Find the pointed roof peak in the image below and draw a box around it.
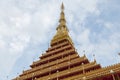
[61,2,64,11]
[57,2,67,30]
[51,3,73,46]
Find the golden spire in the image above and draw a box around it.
[61,2,64,11]
[51,3,73,46]
[56,3,68,31]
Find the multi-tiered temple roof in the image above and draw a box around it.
[13,3,120,80]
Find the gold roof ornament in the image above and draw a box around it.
[51,3,73,46]
[61,2,64,11]
[57,2,68,31]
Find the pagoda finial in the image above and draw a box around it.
[51,3,73,46]
[59,2,66,24]
[56,2,68,31]
[61,2,64,11]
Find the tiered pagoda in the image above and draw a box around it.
[13,3,120,80]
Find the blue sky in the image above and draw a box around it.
[0,0,120,80]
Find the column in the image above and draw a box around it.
[110,70,115,80]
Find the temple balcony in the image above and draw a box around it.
[31,48,75,68]
[37,62,99,80]
[65,63,120,80]
[40,43,72,59]
[51,35,73,47]
[17,56,92,80]
[46,40,69,53]
[22,53,79,75]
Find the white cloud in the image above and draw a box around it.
[76,29,90,44]
[9,34,30,53]
[66,0,100,22]
[104,22,113,29]
[0,38,6,49]
[10,13,31,28]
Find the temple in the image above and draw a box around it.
[13,3,120,80]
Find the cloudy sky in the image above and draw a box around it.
[0,0,120,80]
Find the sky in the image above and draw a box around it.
[0,0,120,80]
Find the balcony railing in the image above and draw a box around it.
[42,44,72,58]
[66,63,120,80]
[51,35,73,46]
[31,48,75,67]
[23,53,79,75]
[38,62,97,80]
[18,55,88,80]
[47,41,69,53]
